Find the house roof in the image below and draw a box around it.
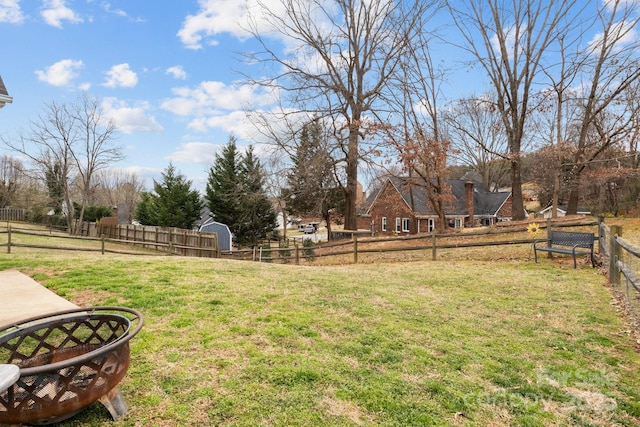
[0,75,13,107]
[362,175,511,218]
[538,205,591,215]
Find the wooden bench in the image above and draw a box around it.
[533,230,595,268]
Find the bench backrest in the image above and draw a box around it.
[549,230,594,248]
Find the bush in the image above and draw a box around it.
[302,238,315,261]
[279,240,291,263]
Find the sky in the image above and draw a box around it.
[0,1,620,194]
[0,0,288,191]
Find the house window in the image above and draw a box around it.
[455,218,463,229]
[428,218,435,233]
[395,218,401,233]
[402,218,410,232]
[382,217,387,231]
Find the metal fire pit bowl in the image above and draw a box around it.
[0,307,143,425]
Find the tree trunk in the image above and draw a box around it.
[510,160,526,220]
[343,125,359,231]
[552,171,560,219]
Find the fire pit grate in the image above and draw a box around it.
[0,307,143,425]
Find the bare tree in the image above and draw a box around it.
[561,0,640,214]
[3,93,122,233]
[383,30,453,233]
[447,0,579,220]
[94,168,144,224]
[0,155,23,208]
[445,96,511,192]
[244,0,437,230]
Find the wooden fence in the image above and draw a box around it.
[98,224,220,257]
[1,224,220,258]
[599,220,640,324]
[0,208,25,222]
[227,218,599,264]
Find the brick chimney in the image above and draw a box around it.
[464,180,474,227]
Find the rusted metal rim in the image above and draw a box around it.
[0,306,144,376]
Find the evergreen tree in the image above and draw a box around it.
[206,136,241,228]
[284,119,344,238]
[134,192,155,225]
[206,136,277,248]
[134,163,203,229]
[236,146,278,247]
[45,161,65,215]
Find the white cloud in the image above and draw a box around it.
[161,80,277,117]
[35,59,83,86]
[41,0,83,28]
[103,63,138,88]
[102,97,164,134]
[101,1,126,17]
[177,0,289,49]
[604,0,640,13]
[0,0,24,24]
[588,19,638,53]
[168,142,220,164]
[166,65,187,80]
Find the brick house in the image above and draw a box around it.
[357,175,514,235]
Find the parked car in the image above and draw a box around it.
[303,224,317,234]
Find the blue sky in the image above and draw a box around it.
[0,0,284,191]
[0,1,621,194]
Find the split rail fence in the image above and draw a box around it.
[0,224,220,258]
[599,221,640,325]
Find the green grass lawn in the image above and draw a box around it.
[1,245,639,426]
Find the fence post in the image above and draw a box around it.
[7,225,11,254]
[431,230,436,261]
[609,225,622,286]
[353,234,358,264]
[295,241,300,265]
[101,234,105,255]
[545,217,553,258]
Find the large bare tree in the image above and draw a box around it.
[384,30,453,233]
[3,93,122,233]
[93,168,145,224]
[244,0,437,230]
[447,0,579,220]
[561,0,640,214]
[445,96,511,192]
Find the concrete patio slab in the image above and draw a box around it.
[0,270,77,327]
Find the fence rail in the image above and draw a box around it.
[0,225,220,258]
[598,220,640,329]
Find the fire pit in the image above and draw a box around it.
[0,306,143,425]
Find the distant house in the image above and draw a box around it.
[538,205,591,218]
[0,75,13,108]
[199,219,233,252]
[357,175,514,235]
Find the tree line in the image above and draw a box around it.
[3,0,640,243]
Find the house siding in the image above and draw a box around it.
[358,177,518,235]
[357,181,417,236]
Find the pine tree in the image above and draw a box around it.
[205,136,277,248]
[134,163,203,229]
[284,120,344,238]
[206,136,241,228]
[235,146,278,247]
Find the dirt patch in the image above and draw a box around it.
[70,289,124,307]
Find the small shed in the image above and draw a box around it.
[538,205,591,218]
[199,220,233,252]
